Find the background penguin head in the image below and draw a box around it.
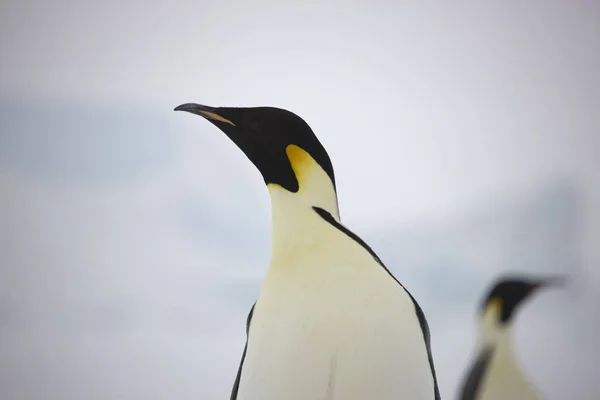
[175,103,336,195]
[479,276,565,326]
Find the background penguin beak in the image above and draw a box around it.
[174,103,236,126]
[534,276,567,290]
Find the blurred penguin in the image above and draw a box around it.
[458,276,564,400]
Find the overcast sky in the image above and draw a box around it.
[1,1,599,399]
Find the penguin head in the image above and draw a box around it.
[175,103,338,216]
[480,275,565,326]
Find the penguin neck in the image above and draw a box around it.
[477,319,531,385]
[267,158,340,261]
[478,311,515,357]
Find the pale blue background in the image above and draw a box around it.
[1,1,599,399]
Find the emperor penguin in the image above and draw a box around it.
[175,103,440,400]
[458,276,564,400]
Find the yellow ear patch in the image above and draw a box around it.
[198,110,236,126]
[484,298,503,320]
[286,144,312,186]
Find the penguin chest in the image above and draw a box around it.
[235,259,435,400]
[478,348,539,400]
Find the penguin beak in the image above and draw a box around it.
[174,103,236,126]
[174,102,266,179]
[532,276,567,292]
[520,276,567,307]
